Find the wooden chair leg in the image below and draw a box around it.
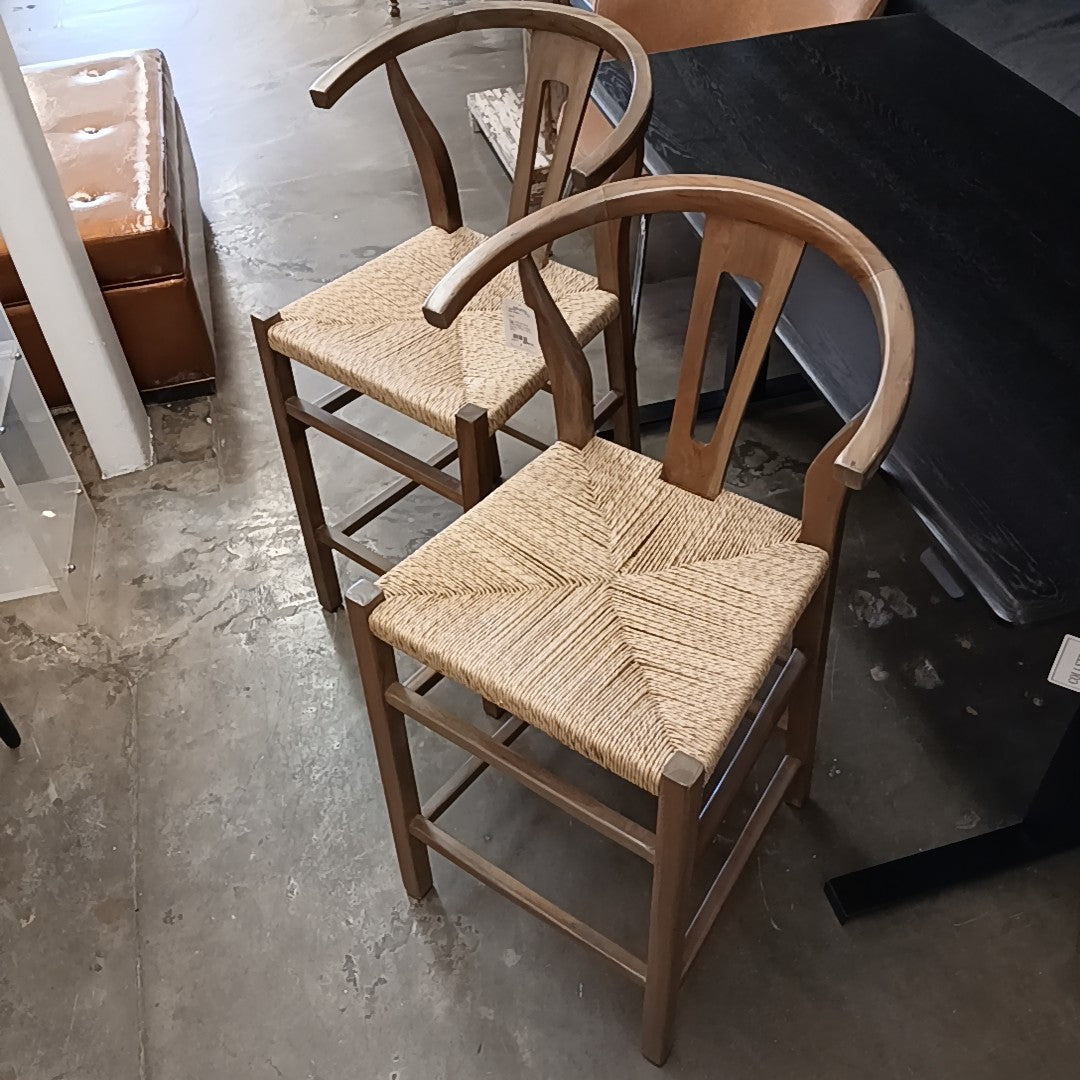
[347,581,433,900]
[785,576,836,807]
[642,752,704,1066]
[455,404,500,510]
[455,404,505,718]
[253,314,342,613]
[602,317,641,452]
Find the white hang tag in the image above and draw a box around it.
[501,297,542,356]
[1047,634,1080,693]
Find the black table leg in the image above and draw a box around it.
[0,701,20,749]
[638,286,811,428]
[825,704,1080,923]
[630,212,650,337]
[722,284,759,392]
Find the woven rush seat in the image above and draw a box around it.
[370,436,829,793]
[267,226,618,438]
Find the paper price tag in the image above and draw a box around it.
[1048,634,1080,693]
[501,297,541,356]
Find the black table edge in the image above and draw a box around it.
[589,29,1049,627]
[587,17,1080,920]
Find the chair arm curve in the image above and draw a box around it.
[424,175,915,480]
[834,269,915,489]
[424,188,610,327]
[310,0,650,119]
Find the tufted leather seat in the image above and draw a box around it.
[1,50,215,407]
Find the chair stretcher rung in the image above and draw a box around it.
[387,683,656,863]
[500,422,549,452]
[501,392,623,452]
[402,665,444,695]
[286,396,464,504]
[318,525,395,574]
[313,386,363,413]
[697,648,806,854]
[422,714,530,822]
[410,816,647,986]
[592,390,623,426]
[335,442,460,536]
[683,754,801,979]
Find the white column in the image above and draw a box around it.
[0,18,152,477]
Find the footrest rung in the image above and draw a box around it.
[422,713,529,822]
[313,386,363,413]
[410,816,647,986]
[318,525,396,575]
[335,442,459,537]
[389,682,656,863]
[287,397,464,505]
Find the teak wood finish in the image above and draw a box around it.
[349,174,914,1064]
[255,2,652,612]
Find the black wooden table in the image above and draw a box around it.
[595,14,1080,917]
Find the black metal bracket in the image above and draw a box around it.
[825,704,1080,922]
[920,545,966,600]
[0,701,21,749]
[639,287,813,429]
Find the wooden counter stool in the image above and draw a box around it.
[347,175,914,1063]
[254,2,651,613]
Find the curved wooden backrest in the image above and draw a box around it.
[309,2,652,231]
[424,175,914,548]
[592,0,883,55]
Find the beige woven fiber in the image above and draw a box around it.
[267,226,618,437]
[370,437,829,793]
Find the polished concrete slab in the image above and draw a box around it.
[1,1,1079,1078]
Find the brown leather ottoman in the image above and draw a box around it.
[0,49,215,408]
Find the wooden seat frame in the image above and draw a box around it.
[347,176,914,1063]
[253,2,652,613]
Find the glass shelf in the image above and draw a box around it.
[0,312,96,620]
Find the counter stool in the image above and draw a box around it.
[254,1,651,613]
[347,175,914,1063]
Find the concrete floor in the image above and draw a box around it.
[2,1,1079,1077]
